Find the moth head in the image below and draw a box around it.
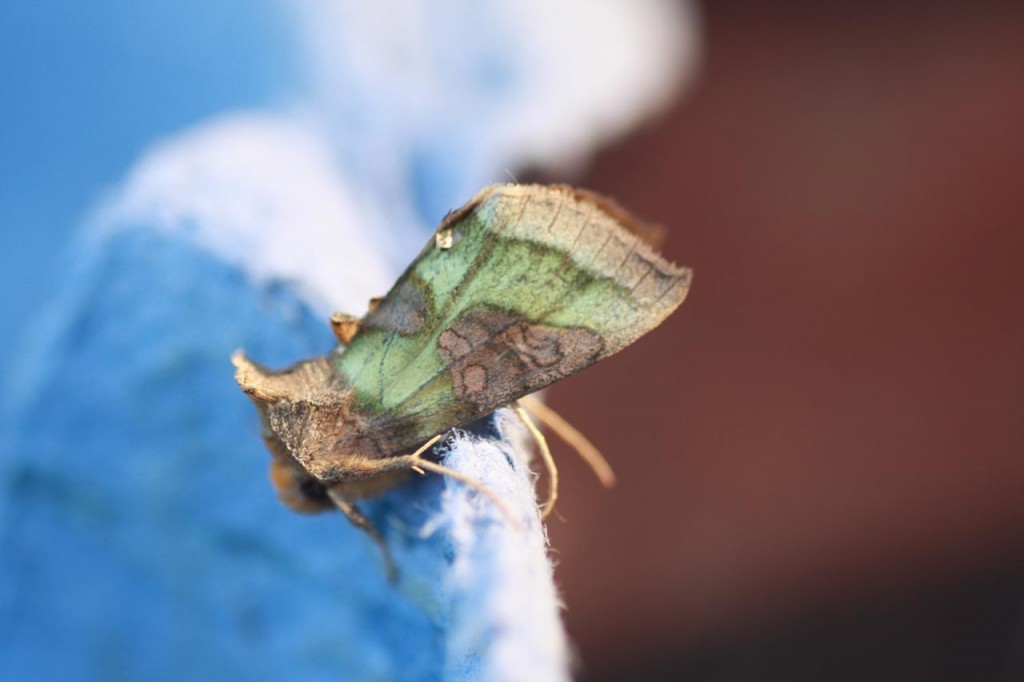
[232,350,378,487]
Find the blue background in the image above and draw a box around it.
[0,1,298,362]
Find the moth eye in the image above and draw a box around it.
[298,477,331,505]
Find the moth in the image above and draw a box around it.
[233,184,691,566]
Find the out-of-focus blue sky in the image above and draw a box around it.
[0,2,299,360]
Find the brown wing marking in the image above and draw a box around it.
[437,307,604,411]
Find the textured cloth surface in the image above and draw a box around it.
[1,227,560,681]
[0,2,695,680]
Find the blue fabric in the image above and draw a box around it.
[0,226,558,681]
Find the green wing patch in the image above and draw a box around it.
[234,183,691,485]
[333,184,691,456]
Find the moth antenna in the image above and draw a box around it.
[513,403,559,520]
[405,435,522,530]
[518,394,617,488]
[326,486,397,583]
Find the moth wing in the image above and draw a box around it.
[335,184,692,455]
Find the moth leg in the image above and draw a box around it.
[329,312,361,345]
[326,485,397,583]
[512,403,559,520]
[405,435,522,529]
[518,394,617,488]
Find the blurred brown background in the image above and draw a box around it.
[543,3,1024,680]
